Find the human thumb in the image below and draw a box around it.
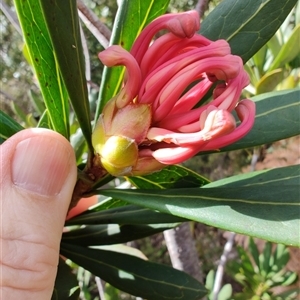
[0,128,77,300]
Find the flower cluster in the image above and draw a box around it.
[92,10,255,176]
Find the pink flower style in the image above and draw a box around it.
[92,10,255,176]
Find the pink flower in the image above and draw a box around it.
[93,10,255,176]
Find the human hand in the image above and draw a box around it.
[1,129,77,299]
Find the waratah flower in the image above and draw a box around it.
[92,10,255,176]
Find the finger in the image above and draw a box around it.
[0,128,77,300]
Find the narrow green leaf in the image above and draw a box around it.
[65,204,186,226]
[10,102,28,125]
[267,32,282,58]
[256,69,284,94]
[200,0,298,63]
[61,243,207,300]
[0,110,24,142]
[51,258,80,300]
[269,24,300,71]
[39,0,92,149]
[273,244,290,271]
[252,44,268,76]
[28,89,46,116]
[95,0,170,121]
[128,165,210,189]
[215,89,300,153]
[236,247,255,275]
[14,0,70,138]
[260,242,272,275]
[249,238,260,268]
[37,110,51,129]
[205,164,299,187]
[101,165,300,246]
[62,223,178,246]
[104,283,120,300]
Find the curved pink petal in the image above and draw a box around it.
[131,10,200,64]
[169,76,213,115]
[98,45,141,108]
[152,55,242,122]
[156,65,249,130]
[147,109,236,146]
[151,145,201,165]
[201,99,256,150]
[139,39,231,105]
[141,33,213,76]
[166,11,200,38]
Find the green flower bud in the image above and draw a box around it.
[99,135,138,176]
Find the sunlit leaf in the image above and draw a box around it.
[39,0,92,149]
[269,24,300,71]
[37,110,51,129]
[14,0,70,138]
[256,69,284,94]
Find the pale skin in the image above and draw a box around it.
[0,129,77,299]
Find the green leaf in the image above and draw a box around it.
[37,110,51,129]
[128,165,210,189]
[273,244,290,271]
[252,44,268,76]
[0,110,24,142]
[237,247,255,276]
[269,24,300,71]
[10,102,29,126]
[95,0,170,121]
[205,270,215,290]
[104,283,120,300]
[256,69,284,94]
[14,0,70,138]
[65,204,186,226]
[267,32,282,58]
[51,258,80,300]
[39,0,92,150]
[249,238,260,268]
[61,243,207,300]
[28,89,46,116]
[200,0,298,63]
[62,223,178,246]
[217,283,232,300]
[100,165,300,246]
[260,242,272,275]
[216,89,300,153]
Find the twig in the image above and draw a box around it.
[164,223,203,282]
[195,0,210,18]
[95,276,106,300]
[77,0,111,49]
[79,22,91,83]
[212,232,236,300]
[0,0,22,35]
[250,148,259,172]
[0,90,16,102]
